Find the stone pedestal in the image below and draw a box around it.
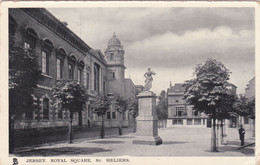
[133,91,162,145]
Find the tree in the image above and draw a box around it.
[89,94,110,138]
[128,99,138,133]
[114,96,128,135]
[215,92,236,144]
[184,58,231,152]
[9,34,42,153]
[234,96,255,136]
[156,90,168,128]
[52,80,88,143]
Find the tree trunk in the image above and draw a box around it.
[100,115,105,138]
[133,117,136,133]
[78,110,82,126]
[119,112,123,135]
[211,116,218,152]
[69,112,73,144]
[9,115,15,153]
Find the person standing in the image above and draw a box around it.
[238,125,245,146]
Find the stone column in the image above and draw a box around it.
[133,91,162,145]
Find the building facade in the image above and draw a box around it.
[167,83,209,128]
[9,8,135,129]
[242,77,255,130]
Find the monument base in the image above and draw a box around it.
[133,90,163,146]
[132,135,162,145]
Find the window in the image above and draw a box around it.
[57,58,62,79]
[69,64,74,80]
[173,119,183,125]
[41,40,53,75]
[112,112,116,119]
[41,51,49,74]
[107,112,111,119]
[176,100,179,103]
[86,73,89,90]
[78,69,82,83]
[112,72,116,79]
[110,53,114,60]
[24,42,31,49]
[43,98,49,120]
[192,110,199,116]
[194,119,201,125]
[176,107,184,116]
[94,63,100,91]
[23,28,37,54]
[187,119,192,125]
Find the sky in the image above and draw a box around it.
[47,7,255,95]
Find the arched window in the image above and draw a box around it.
[23,27,38,53]
[110,53,114,60]
[94,63,100,91]
[68,64,74,80]
[56,48,66,79]
[78,60,85,84]
[41,39,53,75]
[43,98,49,120]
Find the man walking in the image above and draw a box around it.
[238,125,245,146]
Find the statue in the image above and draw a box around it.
[144,68,156,91]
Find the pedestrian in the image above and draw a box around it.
[238,125,245,146]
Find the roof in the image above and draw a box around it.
[168,83,186,93]
[108,33,121,47]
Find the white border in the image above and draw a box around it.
[0,1,259,165]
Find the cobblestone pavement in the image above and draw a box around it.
[13,127,255,157]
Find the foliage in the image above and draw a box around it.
[215,92,236,120]
[247,98,255,119]
[9,34,42,118]
[52,80,88,117]
[157,90,168,120]
[90,94,110,117]
[114,96,128,113]
[183,58,232,118]
[128,99,138,119]
[233,96,255,119]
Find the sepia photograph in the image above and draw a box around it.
[1,2,258,165]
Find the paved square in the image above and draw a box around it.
[14,127,254,157]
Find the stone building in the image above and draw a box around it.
[166,83,209,127]
[245,77,255,99]
[243,77,255,130]
[9,8,135,129]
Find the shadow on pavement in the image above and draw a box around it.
[163,141,187,145]
[204,140,255,156]
[115,136,135,139]
[15,147,112,156]
[218,145,254,155]
[88,140,125,144]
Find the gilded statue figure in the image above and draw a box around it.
[144,68,156,91]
